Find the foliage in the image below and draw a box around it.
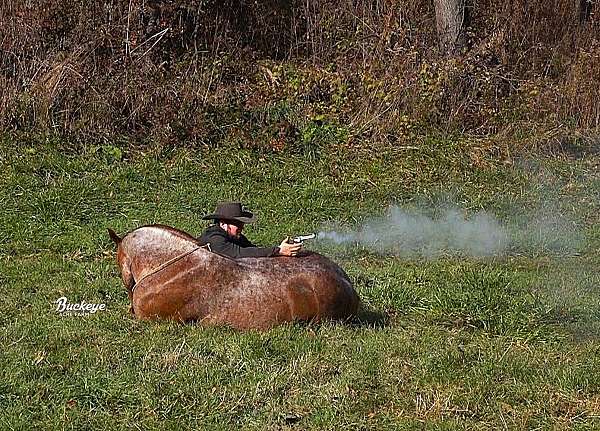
[1,0,599,149]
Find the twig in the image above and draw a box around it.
[134,28,170,62]
[130,27,169,55]
[125,0,133,59]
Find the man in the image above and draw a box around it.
[198,202,303,258]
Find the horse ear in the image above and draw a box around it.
[107,228,121,244]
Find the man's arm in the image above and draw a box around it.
[239,234,303,257]
[206,231,279,258]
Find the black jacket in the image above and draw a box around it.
[197,225,279,258]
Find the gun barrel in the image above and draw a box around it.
[293,233,316,243]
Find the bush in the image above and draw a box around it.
[1,0,598,148]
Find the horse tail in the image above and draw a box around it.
[107,228,121,245]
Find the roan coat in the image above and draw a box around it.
[108,225,360,330]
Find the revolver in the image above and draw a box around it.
[290,233,316,244]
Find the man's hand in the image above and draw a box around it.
[278,237,303,256]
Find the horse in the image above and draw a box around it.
[108,225,360,330]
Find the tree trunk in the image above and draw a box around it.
[433,0,468,55]
[579,0,593,24]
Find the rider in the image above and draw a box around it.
[198,202,302,258]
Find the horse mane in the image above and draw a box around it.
[131,224,202,245]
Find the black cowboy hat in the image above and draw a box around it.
[202,202,256,224]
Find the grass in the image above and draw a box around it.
[0,136,599,429]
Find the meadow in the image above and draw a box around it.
[1,137,599,430]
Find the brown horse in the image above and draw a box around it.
[108,225,360,330]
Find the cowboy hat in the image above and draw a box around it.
[202,202,256,224]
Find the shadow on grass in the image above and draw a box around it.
[347,307,390,329]
[286,308,390,331]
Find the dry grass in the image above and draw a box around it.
[0,0,599,149]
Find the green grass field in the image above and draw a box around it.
[1,138,599,429]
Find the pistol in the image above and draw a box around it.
[291,233,316,244]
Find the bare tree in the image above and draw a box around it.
[434,0,468,55]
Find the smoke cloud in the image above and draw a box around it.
[317,203,583,258]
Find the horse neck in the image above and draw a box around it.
[124,226,199,281]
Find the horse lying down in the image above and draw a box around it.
[108,225,360,330]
